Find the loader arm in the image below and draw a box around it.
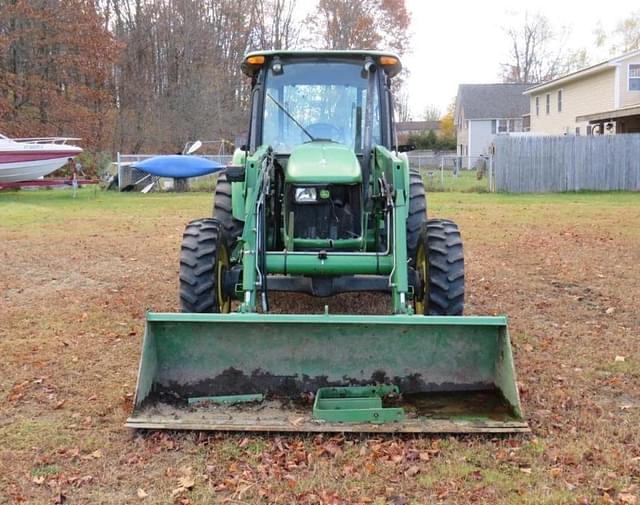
[239,145,272,312]
[373,145,412,313]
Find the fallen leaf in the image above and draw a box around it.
[32,476,45,485]
[615,356,626,362]
[523,344,534,352]
[404,465,420,477]
[137,488,148,499]
[289,416,305,427]
[519,467,532,474]
[618,493,637,505]
[436,489,449,500]
[177,476,194,490]
[605,307,615,315]
[178,465,193,476]
[323,442,343,458]
[91,449,103,459]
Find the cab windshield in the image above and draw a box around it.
[261,60,381,154]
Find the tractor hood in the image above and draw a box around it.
[285,141,362,185]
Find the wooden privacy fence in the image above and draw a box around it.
[494,134,640,192]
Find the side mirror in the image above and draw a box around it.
[397,144,416,153]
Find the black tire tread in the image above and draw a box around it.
[213,173,243,246]
[424,218,465,315]
[179,218,225,313]
[407,168,427,263]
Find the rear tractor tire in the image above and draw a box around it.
[213,173,243,248]
[413,219,464,315]
[179,218,231,313]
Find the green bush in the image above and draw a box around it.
[408,131,456,150]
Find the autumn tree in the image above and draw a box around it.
[500,12,588,84]
[595,10,640,54]
[439,107,455,139]
[0,0,121,150]
[616,10,640,51]
[422,105,441,121]
[394,88,411,122]
[107,0,255,153]
[309,0,410,55]
[251,0,299,50]
[438,100,456,148]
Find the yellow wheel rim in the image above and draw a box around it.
[414,241,428,315]
[216,241,231,313]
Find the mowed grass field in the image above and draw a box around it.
[1,188,639,505]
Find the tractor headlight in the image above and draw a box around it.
[294,187,317,203]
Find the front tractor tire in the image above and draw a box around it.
[213,173,243,248]
[179,218,231,313]
[413,219,464,316]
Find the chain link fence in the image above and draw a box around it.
[114,151,496,193]
[406,151,495,192]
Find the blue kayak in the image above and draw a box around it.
[132,155,224,178]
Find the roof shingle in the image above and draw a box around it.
[456,83,530,119]
[395,120,441,132]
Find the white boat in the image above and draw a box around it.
[0,133,83,183]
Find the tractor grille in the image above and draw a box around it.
[290,185,361,241]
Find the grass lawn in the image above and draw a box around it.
[420,168,491,193]
[1,188,639,504]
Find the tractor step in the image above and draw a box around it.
[312,385,405,424]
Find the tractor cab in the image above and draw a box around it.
[241,50,401,154]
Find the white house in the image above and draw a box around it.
[454,83,530,166]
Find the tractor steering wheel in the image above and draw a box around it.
[305,123,343,143]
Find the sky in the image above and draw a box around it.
[403,0,639,118]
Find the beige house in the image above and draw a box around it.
[524,49,640,135]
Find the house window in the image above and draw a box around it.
[535,96,540,116]
[498,119,508,133]
[587,125,593,135]
[491,120,496,134]
[546,94,550,114]
[630,64,640,91]
[558,90,562,112]
[575,127,580,135]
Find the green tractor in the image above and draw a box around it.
[128,51,527,433]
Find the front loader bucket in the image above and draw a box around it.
[127,313,528,433]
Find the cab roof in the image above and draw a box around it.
[242,50,403,78]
